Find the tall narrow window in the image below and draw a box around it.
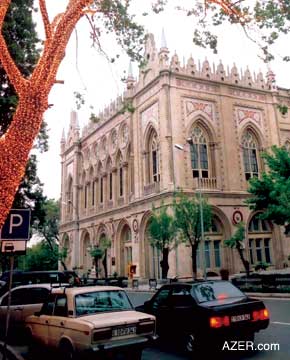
[248,215,273,265]
[100,177,103,203]
[242,130,259,180]
[190,126,209,178]
[150,132,159,183]
[92,181,95,206]
[109,173,113,200]
[119,166,123,197]
[84,184,88,209]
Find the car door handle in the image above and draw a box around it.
[45,320,49,324]
[60,321,65,326]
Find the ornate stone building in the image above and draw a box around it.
[59,33,290,279]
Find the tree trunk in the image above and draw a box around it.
[0,95,47,229]
[191,242,198,280]
[102,250,108,278]
[161,247,169,279]
[95,257,99,279]
[60,260,67,271]
[237,247,250,277]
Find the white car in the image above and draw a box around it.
[25,286,156,359]
[0,283,51,336]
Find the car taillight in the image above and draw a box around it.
[93,328,112,342]
[209,316,230,328]
[252,309,269,322]
[137,320,155,334]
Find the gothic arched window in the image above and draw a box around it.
[118,156,124,197]
[107,158,113,201]
[146,129,159,184]
[190,125,209,178]
[242,130,259,180]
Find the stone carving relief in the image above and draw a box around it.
[110,129,118,153]
[120,122,129,147]
[185,99,215,121]
[141,102,159,132]
[236,107,262,127]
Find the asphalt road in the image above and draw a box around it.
[127,292,290,360]
[8,292,290,360]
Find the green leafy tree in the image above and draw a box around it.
[173,192,212,279]
[224,222,250,276]
[247,146,290,233]
[148,205,177,279]
[19,241,58,271]
[89,238,111,278]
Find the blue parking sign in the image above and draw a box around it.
[0,209,31,240]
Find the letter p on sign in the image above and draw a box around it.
[0,209,31,241]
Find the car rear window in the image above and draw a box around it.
[192,282,245,303]
[75,290,133,316]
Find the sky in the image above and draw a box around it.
[33,1,290,200]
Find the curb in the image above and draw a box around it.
[0,342,25,360]
[245,292,290,299]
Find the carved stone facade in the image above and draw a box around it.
[59,34,290,279]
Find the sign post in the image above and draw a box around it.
[0,209,31,360]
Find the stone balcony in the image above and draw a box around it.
[193,177,218,190]
[144,182,160,196]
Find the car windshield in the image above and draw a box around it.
[193,281,245,303]
[75,290,133,316]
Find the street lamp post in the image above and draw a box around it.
[174,143,207,280]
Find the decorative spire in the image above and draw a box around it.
[160,28,167,50]
[126,60,135,90]
[61,128,66,143]
[266,65,277,90]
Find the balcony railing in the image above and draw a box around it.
[144,182,160,196]
[193,177,218,190]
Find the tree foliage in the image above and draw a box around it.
[247,146,290,231]
[173,192,212,279]
[224,222,249,275]
[89,237,111,278]
[153,0,290,62]
[18,240,58,271]
[149,205,177,279]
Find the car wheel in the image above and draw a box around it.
[184,333,199,354]
[59,341,75,360]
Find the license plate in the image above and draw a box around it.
[231,314,251,322]
[112,326,136,337]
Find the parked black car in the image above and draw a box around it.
[135,281,270,353]
[0,270,80,297]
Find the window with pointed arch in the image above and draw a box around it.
[241,129,260,180]
[107,158,113,201]
[146,129,160,184]
[97,162,104,205]
[118,155,124,198]
[248,215,272,265]
[190,125,209,178]
[66,177,73,220]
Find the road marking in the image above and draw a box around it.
[271,321,290,326]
